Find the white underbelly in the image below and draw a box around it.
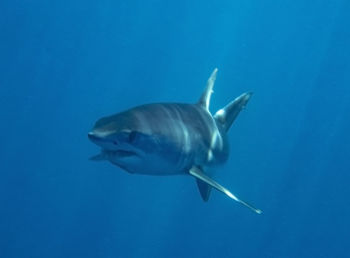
[108,152,190,175]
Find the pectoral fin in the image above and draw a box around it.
[196,178,212,202]
[189,166,262,214]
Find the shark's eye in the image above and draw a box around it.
[128,131,137,143]
[113,141,118,145]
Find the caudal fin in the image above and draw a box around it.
[214,92,252,131]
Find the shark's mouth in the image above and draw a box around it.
[114,149,138,158]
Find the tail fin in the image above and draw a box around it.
[214,92,252,131]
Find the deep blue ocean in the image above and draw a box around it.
[1,1,350,257]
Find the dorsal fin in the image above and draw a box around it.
[214,92,253,131]
[198,68,218,111]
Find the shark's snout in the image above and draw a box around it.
[88,131,99,141]
[88,131,109,144]
[88,130,120,150]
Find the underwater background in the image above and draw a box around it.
[1,0,350,257]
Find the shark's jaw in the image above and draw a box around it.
[88,133,142,175]
[88,130,141,157]
[112,149,138,158]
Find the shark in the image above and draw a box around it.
[88,68,262,214]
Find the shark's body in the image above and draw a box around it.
[88,69,261,214]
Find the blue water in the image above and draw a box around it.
[1,1,350,257]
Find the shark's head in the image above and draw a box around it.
[88,111,144,155]
[88,108,177,174]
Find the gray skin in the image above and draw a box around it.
[89,103,228,175]
[88,69,262,214]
